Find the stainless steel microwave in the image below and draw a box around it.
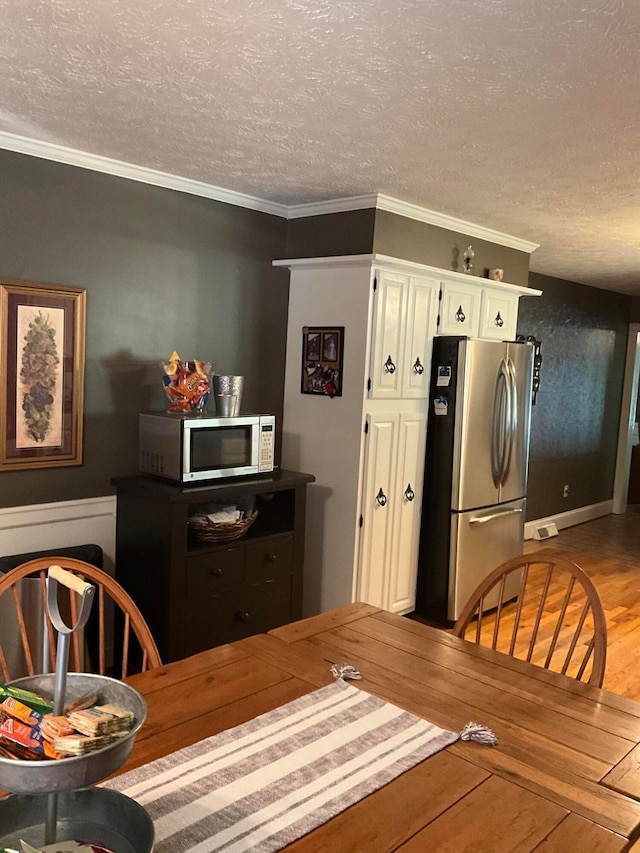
[138,413,276,483]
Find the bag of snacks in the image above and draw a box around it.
[161,350,212,413]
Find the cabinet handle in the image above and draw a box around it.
[236,609,251,622]
[404,484,415,502]
[376,488,388,507]
[265,553,277,563]
[494,311,504,327]
[384,355,397,374]
[455,305,466,323]
[209,566,223,576]
[412,357,424,375]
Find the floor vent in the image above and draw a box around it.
[533,522,559,540]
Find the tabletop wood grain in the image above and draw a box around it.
[122,603,640,852]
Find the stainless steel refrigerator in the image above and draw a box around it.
[414,336,534,624]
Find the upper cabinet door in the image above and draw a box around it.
[370,271,406,398]
[479,288,519,340]
[438,280,481,337]
[370,270,439,399]
[402,276,439,398]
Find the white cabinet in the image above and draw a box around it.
[275,253,540,619]
[388,411,427,611]
[479,288,519,340]
[438,280,481,337]
[358,412,398,607]
[438,277,536,341]
[369,271,439,399]
[357,410,427,612]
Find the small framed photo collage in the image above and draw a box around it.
[301,326,344,398]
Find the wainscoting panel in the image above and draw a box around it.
[0,496,117,572]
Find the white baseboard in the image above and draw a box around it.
[524,500,613,540]
[0,496,117,572]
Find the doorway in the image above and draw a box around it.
[613,323,640,513]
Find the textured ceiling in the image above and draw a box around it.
[1,0,640,294]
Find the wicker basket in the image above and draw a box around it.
[188,510,258,543]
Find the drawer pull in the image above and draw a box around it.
[265,553,277,563]
[209,566,223,576]
[236,609,251,623]
[376,488,388,507]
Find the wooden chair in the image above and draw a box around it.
[0,556,162,682]
[452,551,607,687]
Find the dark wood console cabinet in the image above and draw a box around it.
[111,469,315,663]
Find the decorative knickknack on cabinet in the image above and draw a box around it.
[275,253,541,618]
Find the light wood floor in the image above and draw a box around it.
[516,509,640,698]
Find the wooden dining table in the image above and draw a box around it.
[122,602,640,852]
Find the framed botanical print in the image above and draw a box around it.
[0,279,86,470]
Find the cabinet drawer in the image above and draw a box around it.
[185,546,244,598]
[245,536,294,582]
[184,576,293,655]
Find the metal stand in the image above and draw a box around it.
[44,569,95,844]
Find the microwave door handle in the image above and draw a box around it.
[183,424,191,479]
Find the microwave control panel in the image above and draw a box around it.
[259,423,275,472]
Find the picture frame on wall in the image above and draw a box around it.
[0,279,86,471]
[301,326,344,398]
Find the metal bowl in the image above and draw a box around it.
[0,673,146,795]
[0,787,154,852]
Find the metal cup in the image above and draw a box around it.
[213,375,243,416]
[215,393,237,417]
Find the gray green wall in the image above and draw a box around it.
[283,208,531,287]
[372,210,531,286]
[0,149,632,524]
[517,272,631,520]
[284,209,376,258]
[0,149,288,507]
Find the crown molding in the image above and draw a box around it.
[0,130,289,217]
[287,192,539,254]
[375,194,539,253]
[0,132,538,253]
[285,193,380,219]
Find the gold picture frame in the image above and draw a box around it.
[0,279,86,471]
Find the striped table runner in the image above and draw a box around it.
[104,681,459,852]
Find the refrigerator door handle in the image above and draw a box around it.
[491,359,509,487]
[501,358,517,485]
[469,506,524,525]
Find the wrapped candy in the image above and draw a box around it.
[161,350,213,413]
[0,682,53,716]
[1,697,42,726]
